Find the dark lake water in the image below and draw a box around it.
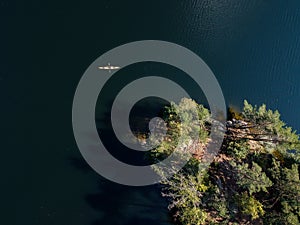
[2,1,300,224]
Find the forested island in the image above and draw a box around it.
[145,98,300,225]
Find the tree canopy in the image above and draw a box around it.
[149,98,300,225]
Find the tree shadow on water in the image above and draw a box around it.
[69,156,173,225]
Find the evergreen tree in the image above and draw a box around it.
[149,99,300,225]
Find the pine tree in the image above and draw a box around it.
[148,99,300,225]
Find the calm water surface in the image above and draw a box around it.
[1,1,300,224]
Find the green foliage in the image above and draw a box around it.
[180,206,208,225]
[148,98,210,164]
[239,192,265,219]
[233,162,273,195]
[161,169,210,225]
[149,99,300,225]
[147,98,211,224]
[206,188,230,221]
[164,98,210,142]
[264,159,300,224]
[243,100,300,151]
[227,140,250,159]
